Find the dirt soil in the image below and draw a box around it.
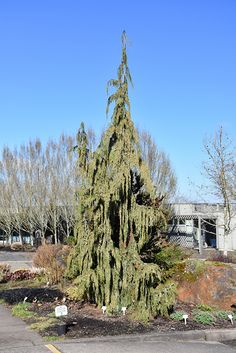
[1,287,235,339]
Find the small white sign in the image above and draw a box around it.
[102,306,106,314]
[121,307,127,315]
[55,305,68,317]
[183,314,188,325]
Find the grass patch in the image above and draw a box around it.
[0,276,47,291]
[43,335,65,342]
[0,299,5,304]
[47,311,56,318]
[30,317,58,331]
[12,302,37,319]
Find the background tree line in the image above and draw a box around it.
[0,129,176,246]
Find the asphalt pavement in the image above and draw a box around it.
[0,304,49,352]
[0,251,33,271]
[53,340,235,353]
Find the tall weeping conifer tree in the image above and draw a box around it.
[67,32,176,319]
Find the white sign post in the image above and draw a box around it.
[55,305,68,318]
[121,307,127,315]
[228,314,233,325]
[183,314,188,325]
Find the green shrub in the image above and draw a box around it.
[215,310,230,320]
[170,311,186,321]
[129,305,150,324]
[192,310,214,325]
[154,244,186,270]
[65,285,85,301]
[196,304,215,312]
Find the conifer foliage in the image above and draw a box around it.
[67,32,176,318]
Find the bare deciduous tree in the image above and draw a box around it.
[138,129,177,202]
[0,147,15,244]
[202,126,236,254]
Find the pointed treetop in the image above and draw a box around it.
[106,31,133,119]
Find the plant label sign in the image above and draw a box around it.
[55,305,68,317]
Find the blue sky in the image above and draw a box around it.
[0,0,235,199]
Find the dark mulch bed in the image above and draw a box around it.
[1,286,235,338]
[0,287,64,304]
[36,300,236,339]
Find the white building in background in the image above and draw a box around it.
[168,203,236,251]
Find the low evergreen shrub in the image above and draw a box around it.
[170,311,186,321]
[154,244,186,270]
[215,310,230,320]
[196,304,215,312]
[192,310,214,325]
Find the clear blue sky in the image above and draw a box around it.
[0,0,235,199]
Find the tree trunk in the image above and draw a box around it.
[8,232,12,245]
[223,233,228,256]
[18,228,23,245]
[30,233,34,246]
[53,209,58,244]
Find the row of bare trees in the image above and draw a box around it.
[2,124,234,252]
[0,134,78,245]
[2,123,235,252]
[0,128,176,246]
